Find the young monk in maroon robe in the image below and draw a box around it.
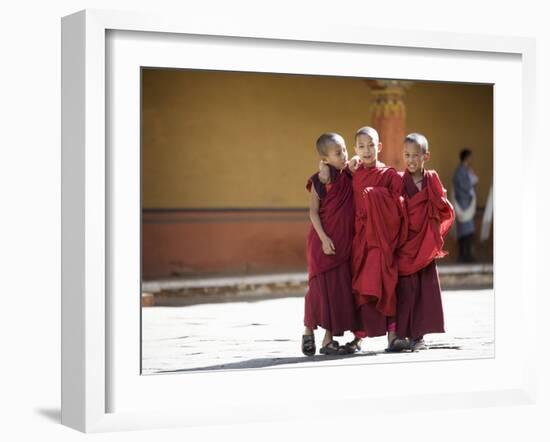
[327,127,409,354]
[302,133,358,356]
[396,133,455,351]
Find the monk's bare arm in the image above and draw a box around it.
[309,189,335,255]
[318,161,330,184]
[309,189,328,242]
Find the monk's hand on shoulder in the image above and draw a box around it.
[348,155,361,173]
[318,160,330,184]
[321,236,336,255]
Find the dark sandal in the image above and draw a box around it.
[319,340,341,355]
[385,337,410,353]
[302,334,316,356]
[338,339,362,354]
[410,337,427,352]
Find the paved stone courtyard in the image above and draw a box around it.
[141,289,494,374]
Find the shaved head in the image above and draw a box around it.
[404,133,429,154]
[316,132,345,156]
[355,126,379,143]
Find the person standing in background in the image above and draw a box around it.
[452,148,478,263]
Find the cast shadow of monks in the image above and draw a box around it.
[155,342,462,373]
[157,351,377,373]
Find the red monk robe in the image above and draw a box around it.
[304,164,358,336]
[395,169,455,340]
[351,162,407,338]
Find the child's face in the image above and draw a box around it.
[355,134,380,166]
[322,142,348,170]
[403,141,429,175]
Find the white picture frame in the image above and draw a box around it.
[61,8,537,433]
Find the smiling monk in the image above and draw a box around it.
[396,133,455,351]
[339,127,409,354]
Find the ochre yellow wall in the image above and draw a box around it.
[142,69,493,208]
[405,82,493,204]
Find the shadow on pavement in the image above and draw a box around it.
[155,350,384,373]
[150,343,464,374]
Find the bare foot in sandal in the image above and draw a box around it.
[319,340,341,355]
[319,331,341,355]
[385,332,410,353]
[339,337,362,354]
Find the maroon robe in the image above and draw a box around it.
[397,170,454,275]
[351,162,407,337]
[303,165,357,336]
[395,170,455,339]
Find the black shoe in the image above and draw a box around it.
[385,337,410,353]
[301,334,316,356]
[338,339,362,355]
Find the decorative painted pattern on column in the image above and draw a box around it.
[369,80,412,170]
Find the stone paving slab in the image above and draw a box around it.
[142,264,493,293]
[141,289,494,374]
[142,265,493,306]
